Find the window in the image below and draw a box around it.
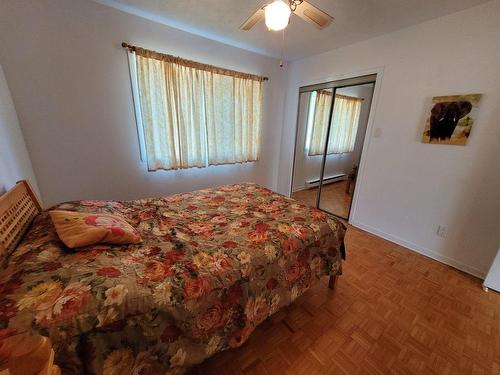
[127,46,264,171]
[306,90,362,156]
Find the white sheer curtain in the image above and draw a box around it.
[307,90,333,156]
[203,74,262,165]
[307,92,362,156]
[131,49,263,171]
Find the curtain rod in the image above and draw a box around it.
[122,42,269,82]
[317,90,364,101]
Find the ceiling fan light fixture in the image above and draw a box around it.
[264,0,291,31]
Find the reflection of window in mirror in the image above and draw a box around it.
[304,90,318,155]
[305,90,362,156]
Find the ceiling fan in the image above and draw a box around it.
[240,0,334,32]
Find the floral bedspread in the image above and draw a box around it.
[0,183,345,374]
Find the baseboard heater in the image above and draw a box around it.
[306,173,346,186]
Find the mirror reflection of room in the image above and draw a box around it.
[291,82,374,219]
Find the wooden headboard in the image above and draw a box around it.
[0,180,42,259]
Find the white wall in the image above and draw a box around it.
[292,85,373,192]
[0,65,40,198]
[0,0,286,206]
[278,0,500,277]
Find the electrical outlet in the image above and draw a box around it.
[436,225,447,238]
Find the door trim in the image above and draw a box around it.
[288,67,385,224]
[299,74,377,93]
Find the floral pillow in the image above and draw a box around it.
[49,210,141,248]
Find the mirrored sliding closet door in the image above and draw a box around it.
[290,75,376,220]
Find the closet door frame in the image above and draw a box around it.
[290,74,377,219]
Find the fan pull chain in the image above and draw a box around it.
[279,28,286,68]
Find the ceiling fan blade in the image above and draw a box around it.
[240,7,265,31]
[294,1,334,30]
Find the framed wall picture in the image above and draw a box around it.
[422,94,482,145]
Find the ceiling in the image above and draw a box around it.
[96,0,491,60]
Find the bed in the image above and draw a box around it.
[0,181,346,374]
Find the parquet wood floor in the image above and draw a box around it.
[292,181,352,219]
[192,226,500,375]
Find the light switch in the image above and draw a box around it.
[373,128,382,138]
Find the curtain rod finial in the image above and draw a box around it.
[122,42,136,52]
